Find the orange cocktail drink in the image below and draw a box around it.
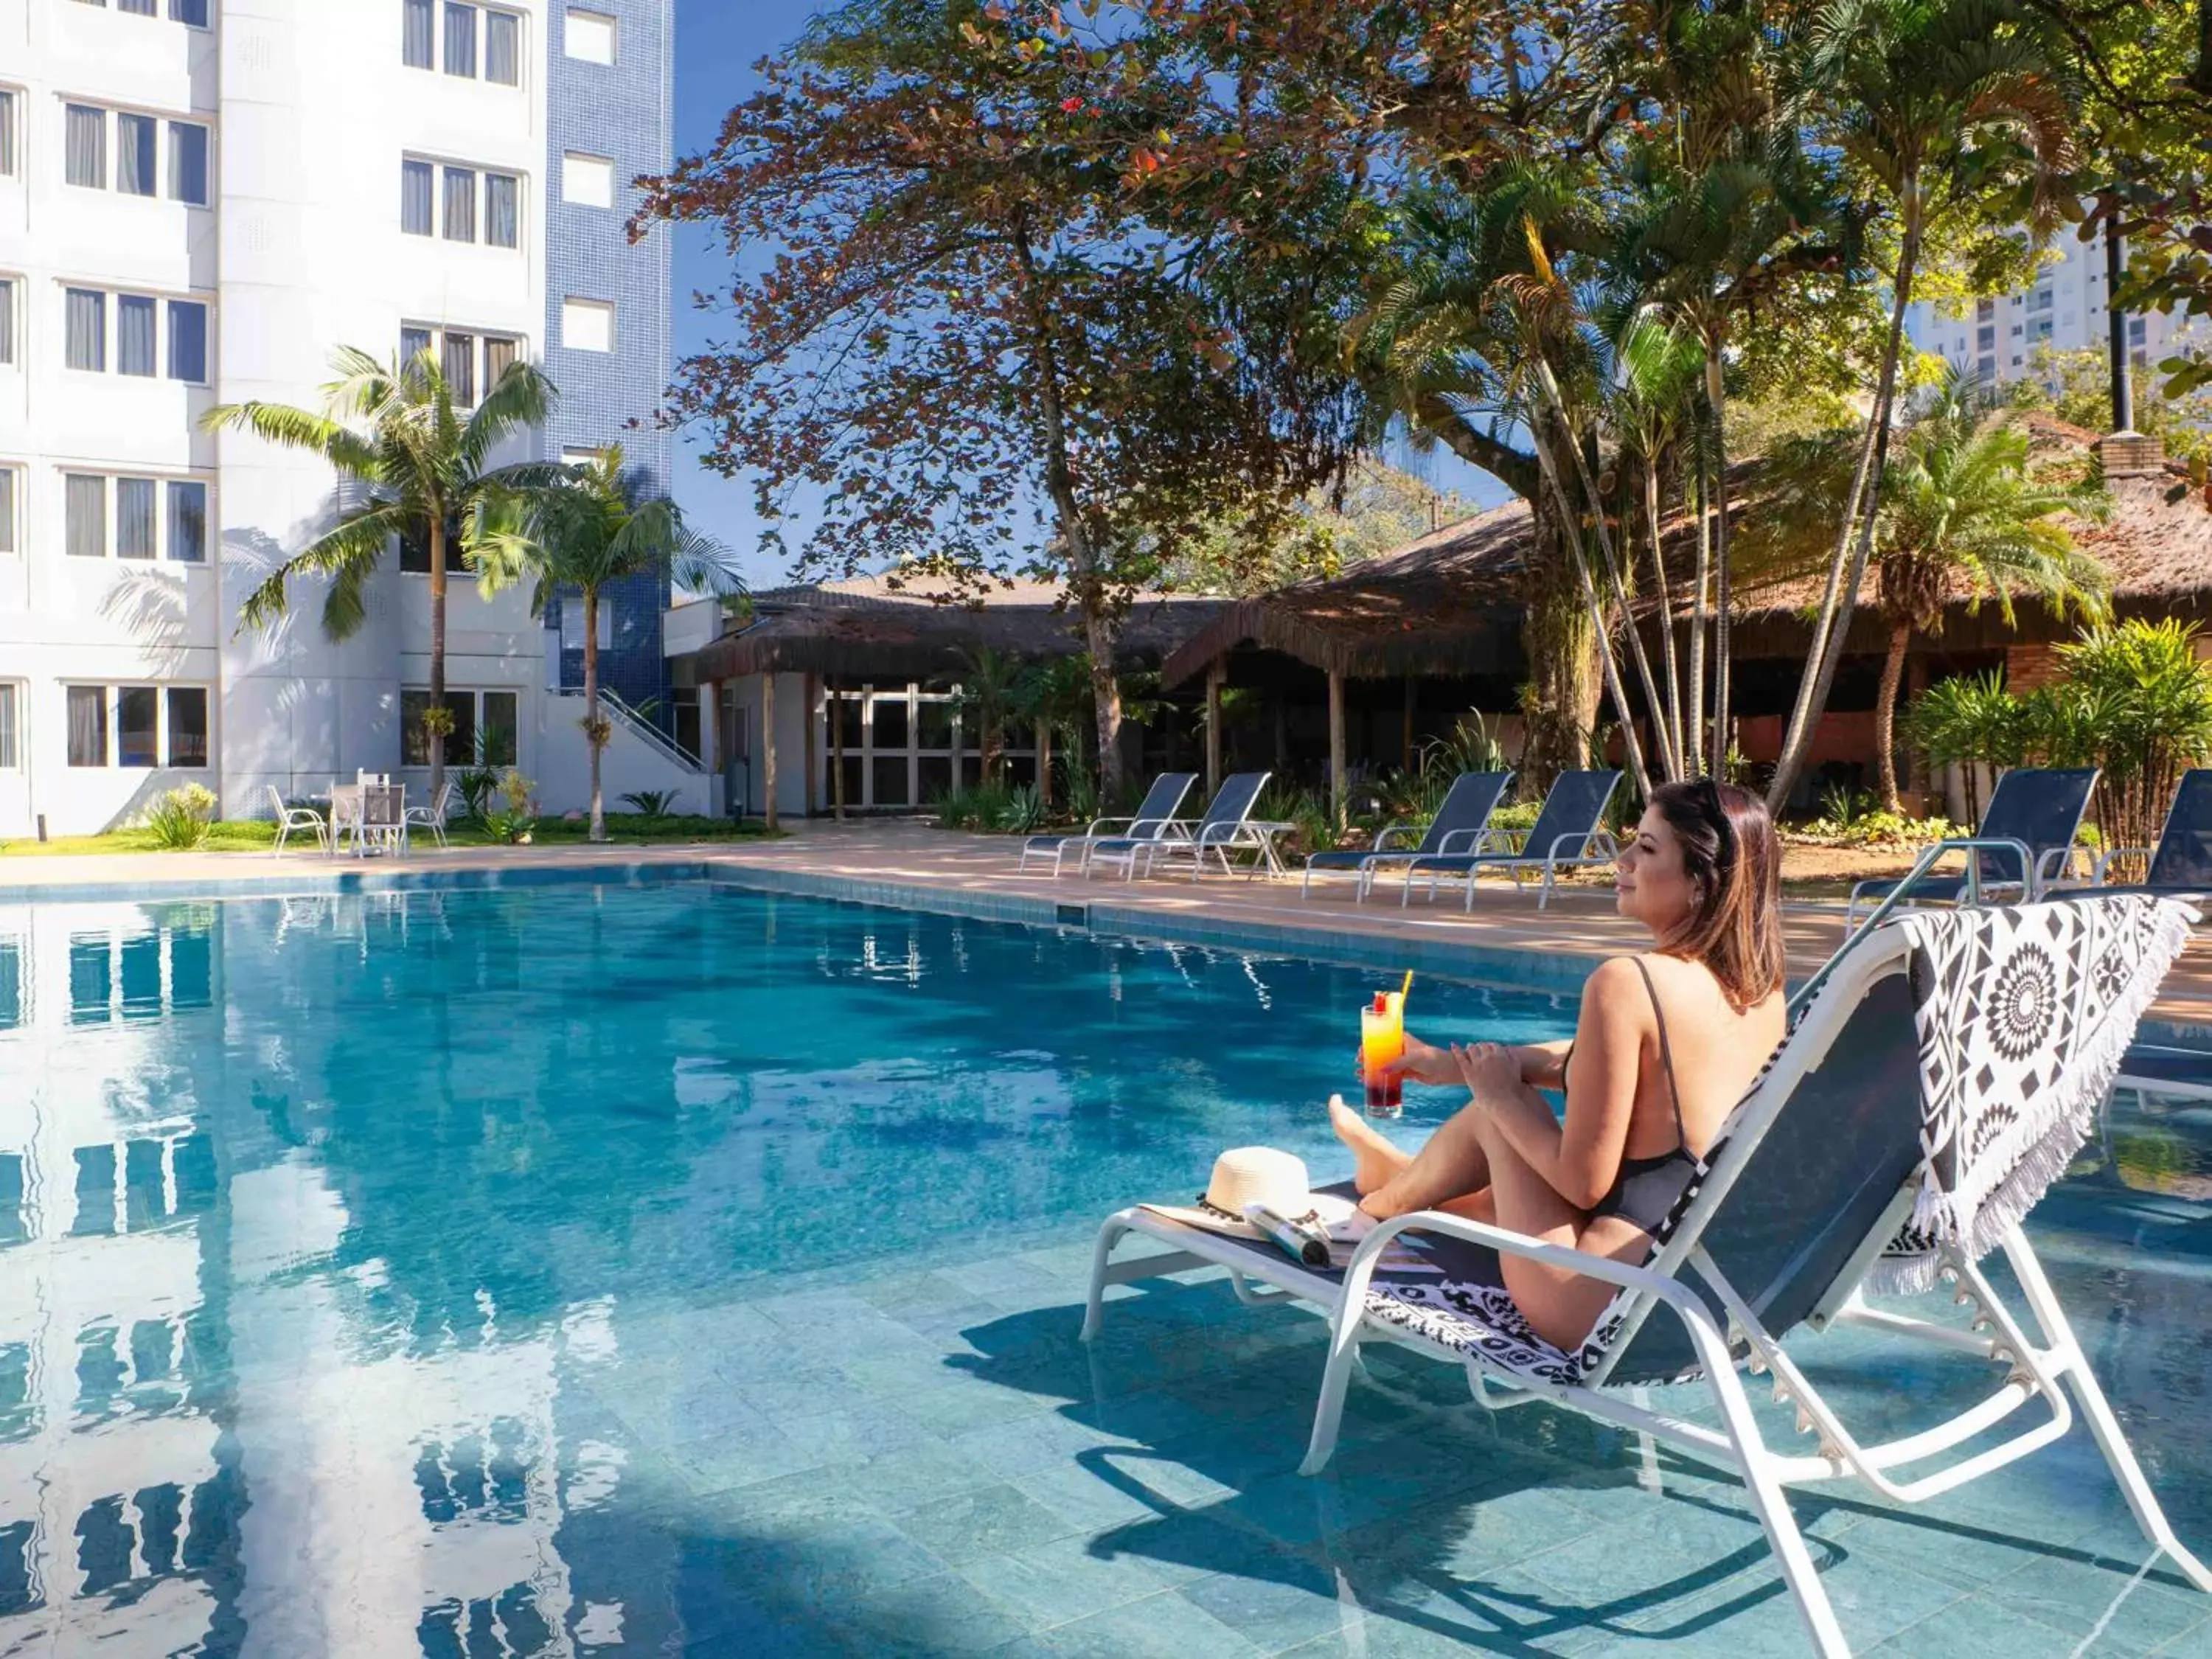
[1360,990,1405,1117]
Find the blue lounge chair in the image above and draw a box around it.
[1402,768,1621,911]
[2090,768,2212,900]
[1018,773,1197,877]
[1087,896,2211,1657]
[1087,771,1271,883]
[1845,765,2100,928]
[1299,770,1514,902]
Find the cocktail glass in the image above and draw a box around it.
[1361,990,1405,1118]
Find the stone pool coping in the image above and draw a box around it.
[4,818,2207,1026]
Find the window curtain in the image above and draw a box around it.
[401,160,434,234]
[169,122,207,204]
[68,687,108,768]
[116,479,156,559]
[442,332,476,406]
[117,295,156,377]
[66,477,106,558]
[0,279,13,366]
[444,3,477,76]
[401,326,432,369]
[167,301,206,382]
[170,0,209,22]
[485,173,518,248]
[67,289,106,371]
[0,468,15,554]
[119,0,156,14]
[167,482,206,563]
[0,90,16,177]
[403,0,434,67]
[485,10,519,84]
[0,684,17,771]
[66,104,105,189]
[442,167,476,240]
[117,113,156,195]
[118,688,158,768]
[483,335,516,387]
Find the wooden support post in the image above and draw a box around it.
[762,673,779,832]
[803,672,820,818]
[1402,676,1416,771]
[1205,657,1225,799]
[1328,669,1347,827]
[830,678,846,820]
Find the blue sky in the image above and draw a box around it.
[664,1,1511,589]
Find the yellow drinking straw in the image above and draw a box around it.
[1399,970,1414,1004]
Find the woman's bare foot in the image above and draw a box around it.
[1329,1096,1410,1194]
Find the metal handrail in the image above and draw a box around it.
[551,686,703,773]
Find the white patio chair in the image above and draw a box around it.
[1084,896,2207,1658]
[405,782,454,850]
[352,781,407,858]
[268,786,328,856]
[1019,773,1197,877]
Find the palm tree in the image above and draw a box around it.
[1767,0,2075,810]
[203,347,560,807]
[1865,376,2108,808]
[474,445,746,841]
[1020,654,1094,810]
[955,648,1029,787]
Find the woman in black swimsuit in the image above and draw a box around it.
[1332,779,1788,1350]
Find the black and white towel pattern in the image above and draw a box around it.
[1874,894,2196,1294]
[1363,1263,1633,1385]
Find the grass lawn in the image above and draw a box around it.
[0,814,781,857]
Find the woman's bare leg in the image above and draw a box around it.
[1356,1101,1495,1219]
[1468,1109,1650,1350]
[1328,1098,1415,1194]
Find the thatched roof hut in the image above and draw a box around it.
[692,575,1228,683]
[1158,501,1531,688]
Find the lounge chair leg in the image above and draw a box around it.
[2000,1231,2212,1592]
[1298,1329,1360,1476]
[1081,1218,1130,1343]
[1702,1349,1852,1656]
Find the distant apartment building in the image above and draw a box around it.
[0,0,698,840]
[1905,224,2205,403]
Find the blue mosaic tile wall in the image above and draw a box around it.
[543,0,678,726]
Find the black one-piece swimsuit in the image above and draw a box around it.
[1574,957,1706,1237]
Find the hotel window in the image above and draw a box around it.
[562,297,613,352]
[64,474,209,560]
[2030,287,2053,313]
[2129,316,2149,346]
[119,0,156,13]
[65,686,206,768]
[401,324,432,366]
[1975,324,1995,352]
[404,0,435,67]
[398,509,463,574]
[441,330,476,405]
[119,293,157,375]
[485,10,521,84]
[442,165,476,240]
[565,7,616,63]
[117,111,156,195]
[2032,318,2053,342]
[170,122,208,205]
[484,171,518,247]
[401,159,434,234]
[483,333,516,384]
[0,467,15,553]
[170,0,208,22]
[169,299,206,380]
[66,104,105,188]
[563,152,613,208]
[0,89,16,177]
[0,684,15,771]
[168,481,206,563]
[1975,298,1995,321]
[0,277,13,364]
[444,2,477,77]
[66,289,106,370]
[403,689,517,766]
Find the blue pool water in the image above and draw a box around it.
[1,880,2208,1658]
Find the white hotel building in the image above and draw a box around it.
[0,0,700,841]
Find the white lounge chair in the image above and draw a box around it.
[268,785,327,856]
[406,782,455,850]
[1083,896,2208,1658]
[1299,769,1514,902]
[1845,765,2099,928]
[1018,773,1197,877]
[1400,768,1621,911]
[1087,771,1272,883]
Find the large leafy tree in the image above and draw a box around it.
[203,347,561,807]
[638,0,1368,795]
[475,447,747,841]
[1766,0,2076,810]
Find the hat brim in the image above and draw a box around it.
[1140,1190,1360,1242]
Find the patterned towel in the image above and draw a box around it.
[1872,895,2197,1294]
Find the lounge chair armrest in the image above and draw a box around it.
[1433,827,1488,855]
[1545,830,1613,864]
[2094,846,2152,883]
[1371,824,1422,852]
[1082,815,1138,837]
[2033,844,2087,891]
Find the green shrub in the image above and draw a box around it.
[620,789,682,819]
[482,769,538,844]
[142,784,218,851]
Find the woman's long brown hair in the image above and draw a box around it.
[1648,779,1786,1009]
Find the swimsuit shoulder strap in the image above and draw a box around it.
[1630,956,1690,1153]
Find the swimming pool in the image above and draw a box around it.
[0,879,2207,1657]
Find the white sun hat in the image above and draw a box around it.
[1141,1147,1359,1240]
